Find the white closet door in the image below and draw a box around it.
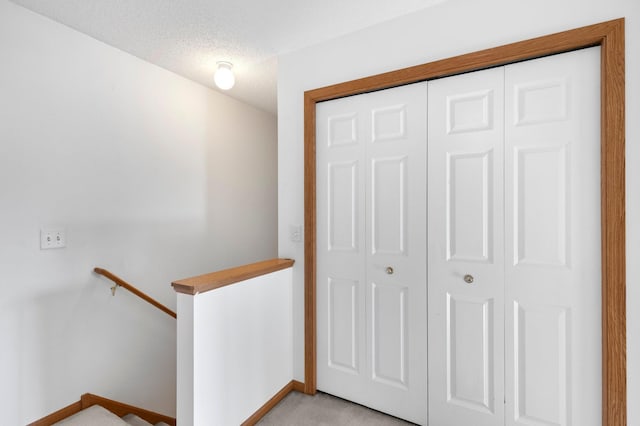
[428,67,506,426]
[504,47,601,426]
[316,82,428,424]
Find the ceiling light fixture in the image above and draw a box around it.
[214,61,235,90]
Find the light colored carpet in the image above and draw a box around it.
[257,391,417,426]
[53,405,128,426]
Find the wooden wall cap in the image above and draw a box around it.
[171,258,294,295]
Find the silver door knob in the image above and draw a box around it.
[386,266,394,275]
[464,274,474,284]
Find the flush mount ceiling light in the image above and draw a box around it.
[214,61,235,90]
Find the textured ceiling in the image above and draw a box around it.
[10,0,446,114]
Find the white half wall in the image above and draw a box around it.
[176,269,293,426]
[277,0,639,423]
[0,1,277,424]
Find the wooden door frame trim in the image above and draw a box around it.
[303,18,625,425]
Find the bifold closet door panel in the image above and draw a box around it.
[427,67,505,426]
[317,91,367,407]
[316,82,428,425]
[504,47,601,426]
[364,82,428,425]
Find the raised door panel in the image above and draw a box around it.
[327,277,359,374]
[428,66,505,426]
[371,282,408,389]
[513,302,570,426]
[513,145,569,267]
[328,113,358,147]
[447,150,494,263]
[504,47,601,426]
[372,104,407,142]
[328,161,359,252]
[371,155,407,255]
[446,294,495,414]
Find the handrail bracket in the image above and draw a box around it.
[94,267,177,319]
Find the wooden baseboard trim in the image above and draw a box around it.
[27,400,83,426]
[242,380,305,426]
[81,393,176,425]
[29,382,306,426]
[27,393,175,426]
[292,380,305,393]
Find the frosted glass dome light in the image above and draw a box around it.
[214,61,235,90]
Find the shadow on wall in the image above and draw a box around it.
[205,94,279,269]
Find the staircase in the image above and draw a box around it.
[54,405,169,426]
[33,261,294,426]
[29,393,176,426]
[52,405,171,426]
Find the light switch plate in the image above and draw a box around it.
[289,225,302,242]
[40,228,66,249]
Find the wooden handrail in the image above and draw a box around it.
[94,268,177,319]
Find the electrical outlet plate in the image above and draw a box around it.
[40,228,66,249]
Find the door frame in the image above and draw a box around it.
[303,18,625,425]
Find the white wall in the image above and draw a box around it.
[177,268,293,426]
[0,1,277,424]
[277,0,639,422]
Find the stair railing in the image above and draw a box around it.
[94,267,177,319]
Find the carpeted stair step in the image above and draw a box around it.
[52,404,170,426]
[121,413,153,426]
[121,413,170,426]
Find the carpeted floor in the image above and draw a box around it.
[256,391,417,425]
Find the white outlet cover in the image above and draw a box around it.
[40,228,66,249]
